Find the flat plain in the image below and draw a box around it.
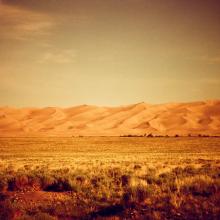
[0,137,220,219]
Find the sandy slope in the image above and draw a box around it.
[0,100,220,136]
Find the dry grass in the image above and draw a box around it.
[0,137,220,219]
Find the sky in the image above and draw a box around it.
[0,0,220,107]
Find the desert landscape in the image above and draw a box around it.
[0,100,220,219]
[1,101,220,219]
[0,100,220,137]
[1,0,220,219]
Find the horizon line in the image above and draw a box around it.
[0,99,219,109]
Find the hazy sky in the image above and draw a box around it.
[0,0,220,107]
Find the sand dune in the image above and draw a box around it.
[0,100,220,136]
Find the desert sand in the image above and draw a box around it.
[0,100,220,136]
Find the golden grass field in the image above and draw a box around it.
[0,137,220,219]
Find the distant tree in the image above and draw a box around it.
[147,133,153,137]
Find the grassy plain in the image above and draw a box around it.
[0,137,220,219]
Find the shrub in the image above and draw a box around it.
[172,166,184,176]
[7,177,17,191]
[158,172,176,183]
[91,177,100,188]
[134,186,148,202]
[28,176,41,191]
[44,178,78,192]
[183,165,198,175]
[75,175,86,185]
[107,168,122,179]
[7,175,30,191]
[41,176,55,190]
[129,184,152,203]
[145,175,159,185]
[15,175,29,190]
[121,175,131,187]
[134,164,142,170]
[167,181,178,192]
[181,177,218,197]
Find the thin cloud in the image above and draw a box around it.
[39,49,77,64]
[0,3,55,41]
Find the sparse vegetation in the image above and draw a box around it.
[0,137,219,219]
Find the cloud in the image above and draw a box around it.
[0,1,92,43]
[39,49,77,64]
[0,2,55,41]
[1,0,76,13]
